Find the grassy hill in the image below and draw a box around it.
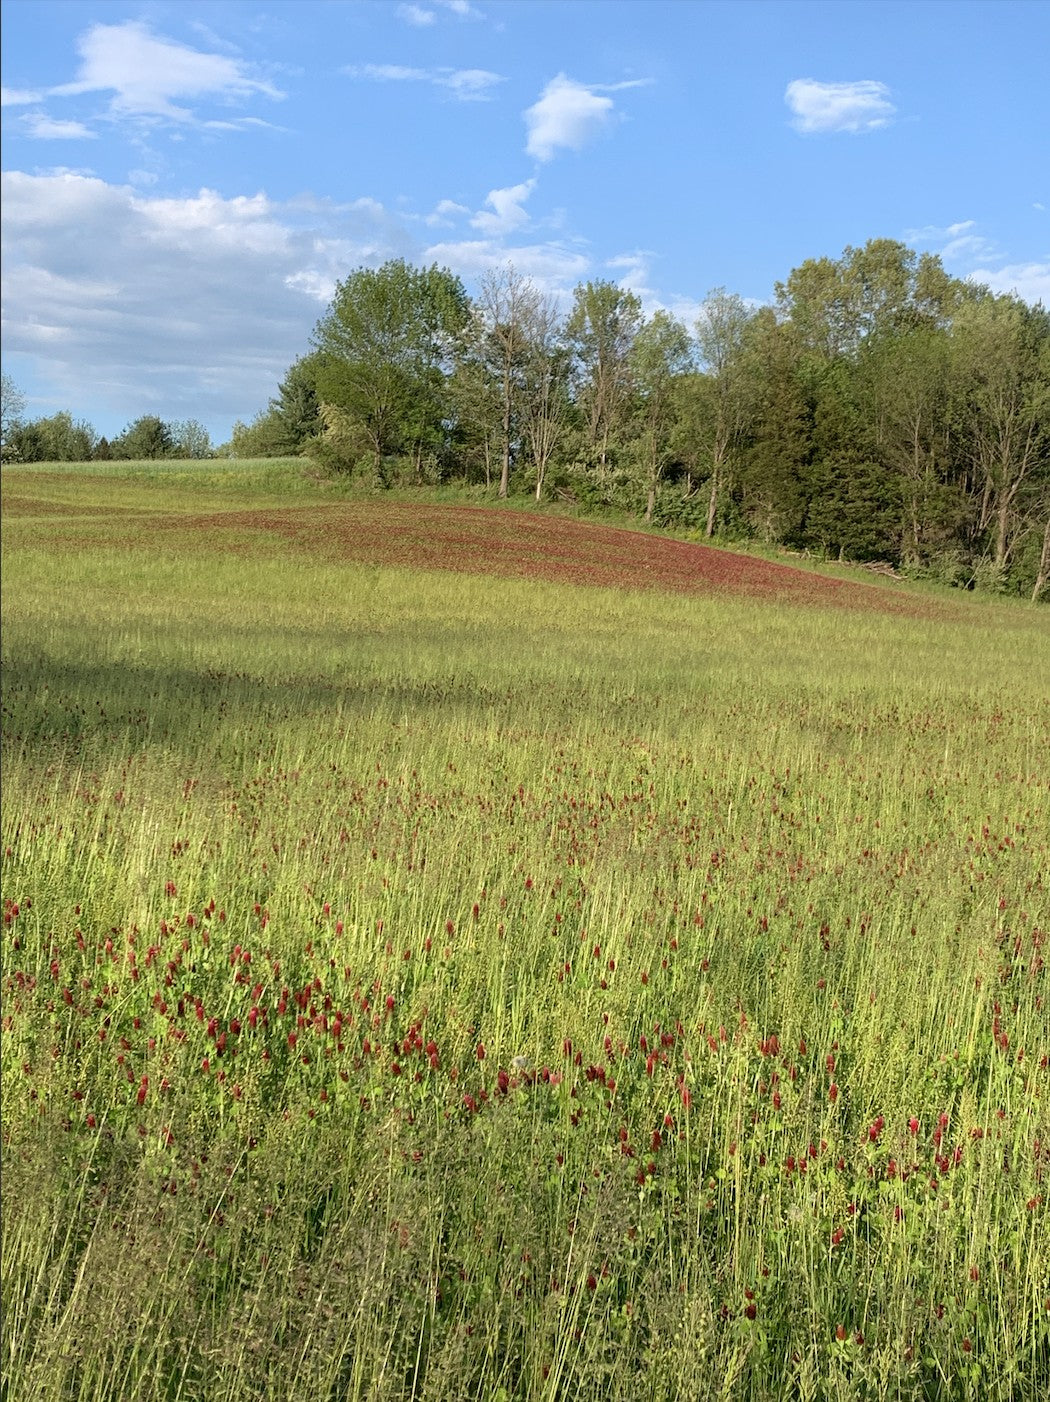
[3,462,1048,1401]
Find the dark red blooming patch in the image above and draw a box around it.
[83,499,940,615]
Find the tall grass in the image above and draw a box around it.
[2,469,1048,1400]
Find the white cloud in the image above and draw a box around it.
[905,217,998,265]
[606,250,703,325]
[2,86,43,106]
[442,68,503,100]
[904,219,1047,305]
[347,64,503,101]
[22,113,97,140]
[524,75,616,161]
[967,262,1050,305]
[905,220,976,242]
[785,79,895,134]
[397,4,437,25]
[0,170,415,433]
[49,21,282,121]
[425,198,471,227]
[351,64,429,82]
[940,232,997,261]
[422,238,590,297]
[470,180,536,236]
[398,1,484,22]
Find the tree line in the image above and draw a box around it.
[3,237,1047,597]
[231,241,1048,598]
[0,390,213,465]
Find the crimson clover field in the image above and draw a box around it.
[2,462,1048,1401]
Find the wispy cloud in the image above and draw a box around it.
[2,86,43,107]
[443,69,503,100]
[904,219,1047,305]
[397,4,437,25]
[470,179,536,236]
[442,1,485,18]
[606,250,704,325]
[48,21,282,122]
[785,79,895,134]
[347,63,503,101]
[905,218,998,264]
[905,220,976,242]
[967,262,1050,305]
[397,1,485,23]
[424,198,471,228]
[524,74,646,161]
[422,237,589,295]
[22,113,97,140]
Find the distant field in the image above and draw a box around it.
[2,463,1048,1401]
[2,462,949,614]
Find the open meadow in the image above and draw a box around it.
[2,462,1048,1401]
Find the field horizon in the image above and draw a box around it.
[2,462,1048,1401]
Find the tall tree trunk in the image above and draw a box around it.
[1032,516,1050,602]
[499,368,511,499]
[705,469,719,538]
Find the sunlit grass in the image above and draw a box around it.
[3,468,1048,1400]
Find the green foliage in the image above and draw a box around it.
[228,408,290,458]
[266,353,324,453]
[311,259,470,476]
[112,414,174,460]
[5,409,98,463]
[1,372,27,452]
[630,310,694,521]
[566,280,643,477]
[169,418,213,459]
[12,238,1047,595]
[302,402,373,478]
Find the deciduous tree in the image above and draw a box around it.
[630,310,693,523]
[694,289,755,536]
[566,281,642,482]
[311,260,468,479]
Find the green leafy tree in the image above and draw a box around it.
[113,415,173,460]
[469,267,559,499]
[952,295,1050,581]
[448,340,504,487]
[311,260,469,479]
[859,328,961,566]
[737,310,812,543]
[227,411,287,458]
[7,410,97,462]
[169,419,212,459]
[1,373,27,456]
[694,288,755,537]
[630,310,694,523]
[566,281,643,482]
[269,355,323,452]
[775,240,969,359]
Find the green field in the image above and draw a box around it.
[2,463,1048,1401]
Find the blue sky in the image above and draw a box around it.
[2,0,1047,444]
